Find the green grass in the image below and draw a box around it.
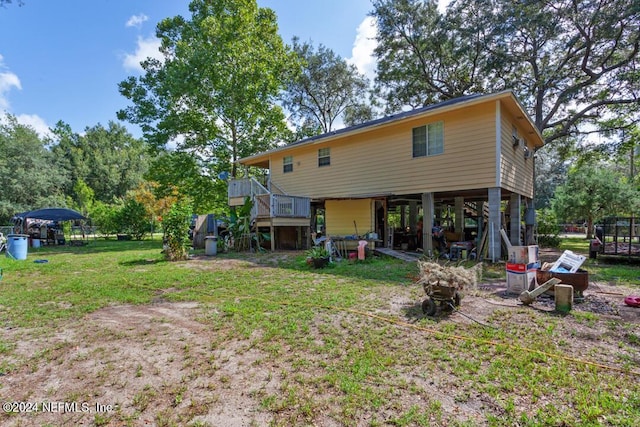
[558,237,640,286]
[1,238,639,426]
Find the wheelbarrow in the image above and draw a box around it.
[421,282,462,316]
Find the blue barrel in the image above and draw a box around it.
[6,234,28,260]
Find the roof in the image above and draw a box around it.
[12,208,86,222]
[239,90,544,167]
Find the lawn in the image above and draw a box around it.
[1,238,639,426]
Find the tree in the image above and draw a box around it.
[372,0,485,111]
[71,179,95,218]
[552,165,639,238]
[118,0,295,179]
[0,115,68,224]
[0,0,24,7]
[50,121,150,204]
[281,38,373,137]
[145,151,225,215]
[371,0,640,146]
[534,144,569,209]
[128,181,179,236]
[162,199,193,261]
[116,198,150,240]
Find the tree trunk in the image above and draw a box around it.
[586,216,594,239]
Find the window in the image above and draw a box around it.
[412,121,444,158]
[318,147,331,167]
[283,156,293,173]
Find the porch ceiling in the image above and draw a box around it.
[388,188,521,206]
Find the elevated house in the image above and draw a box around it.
[228,90,544,261]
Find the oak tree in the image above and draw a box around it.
[118,0,295,178]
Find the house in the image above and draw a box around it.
[228,90,544,261]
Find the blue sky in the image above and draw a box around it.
[0,0,447,139]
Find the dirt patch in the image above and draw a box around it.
[1,255,639,426]
[2,302,276,426]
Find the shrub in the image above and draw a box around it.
[117,199,150,240]
[162,200,192,261]
[90,201,121,237]
[306,246,329,259]
[536,208,561,247]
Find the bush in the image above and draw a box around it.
[90,201,120,237]
[117,199,150,240]
[90,199,150,240]
[162,200,192,261]
[536,208,561,247]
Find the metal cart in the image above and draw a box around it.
[421,282,462,316]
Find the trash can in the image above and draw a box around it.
[358,240,368,260]
[32,238,41,248]
[205,236,218,256]
[6,234,29,260]
[589,238,601,259]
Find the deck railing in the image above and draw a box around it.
[229,178,310,219]
[228,178,269,199]
[252,194,310,219]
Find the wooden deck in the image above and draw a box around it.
[375,247,420,262]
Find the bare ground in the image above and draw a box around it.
[2,252,639,426]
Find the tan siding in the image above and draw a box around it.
[270,104,498,198]
[325,199,372,236]
[500,107,535,197]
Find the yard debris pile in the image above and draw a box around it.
[416,261,483,292]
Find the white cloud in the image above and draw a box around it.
[347,16,378,82]
[0,54,22,111]
[126,13,149,28]
[0,71,21,111]
[123,36,163,73]
[16,113,53,139]
[0,112,52,139]
[0,55,52,138]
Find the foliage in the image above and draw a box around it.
[372,0,477,110]
[0,0,23,6]
[574,124,640,184]
[116,199,150,240]
[162,200,192,261]
[89,201,121,236]
[128,181,179,236]
[49,121,150,205]
[535,208,561,248]
[145,151,224,215]
[118,0,295,179]
[71,179,95,218]
[88,198,150,239]
[282,37,373,136]
[552,165,639,238]
[306,246,329,259]
[228,197,253,251]
[371,0,640,146]
[534,144,569,210]
[0,115,68,224]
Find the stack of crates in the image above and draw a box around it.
[506,245,539,295]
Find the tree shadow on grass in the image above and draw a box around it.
[31,239,165,256]
[119,258,168,267]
